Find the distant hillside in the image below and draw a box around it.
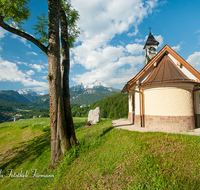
[72,92,128,119]
[0,100,39,111]
[31,94,77,109]
[15,89,42,102]
[70,80,120,104]
[0,90,31,103]
[32,94,50,108]
[0,89,43,103]
[70,89,120,105]
[0,82,121,122]
[32,82,121,106]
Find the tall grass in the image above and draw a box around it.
[0,118,200,189]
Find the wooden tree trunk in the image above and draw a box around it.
[60,8,77,146]
[47,0,68,168]
[0,0,75,169]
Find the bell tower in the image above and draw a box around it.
[143,30,159,65]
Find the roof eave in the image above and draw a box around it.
[140,81,200,88]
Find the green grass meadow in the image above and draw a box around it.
[0,117,200,189]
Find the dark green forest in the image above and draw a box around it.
[72,93,129,119]
[0,92,128,122]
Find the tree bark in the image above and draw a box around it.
[0,0,75,168]
[60,8,77,146]
[47,0,65,168]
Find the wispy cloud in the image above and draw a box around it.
[42,76,47,80]
[26,70,35,76]
[135,38,144,43]
[0,27,8,39]
[154,35,164,47]
[10,22,19,29]
[127,26,139,36]
[126,43,143,54]
[187,51,200,71]
[194,29,200,34]
[29,64,45,72]
[27,52,38,56]
[0,57,48,92]
[0,27,8,51]
[71,0,159,88]
[172,41,183,52]
[11,34,31,49]
[17,61,28,66]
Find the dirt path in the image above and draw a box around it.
[112,119,200,136]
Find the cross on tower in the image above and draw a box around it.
[148,27,151,33]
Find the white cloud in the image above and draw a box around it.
[194,29,200,34]
[10,22,19,29]
[17,61,28,66]
[0,58,26,82]
[26,70,35,76]
[154,35,164,47]
[135,38,144,43]
[42,76,47,80]
[72,0,158,44]
[70,0,159,88]
[0,27,8,51]
[29,64,45,72]
[27,52,38,56]
[19,38,31,49]
[0,57,48,92]
[126,43,144,54]
[73,45,125,70]
[172,41,183,52]
[11,34,31,48]
[0,27,8,39]
[72,55,144,88]
[127,26,139,36]
[187,52,200,71]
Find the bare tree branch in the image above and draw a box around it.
[0,15,48,54]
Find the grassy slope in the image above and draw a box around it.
[0,118,200,189]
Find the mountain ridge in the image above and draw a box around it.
[70,80,119,93]
[0,81,121,107]
[69,80,121,104]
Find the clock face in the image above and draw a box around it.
[149,47,156,54]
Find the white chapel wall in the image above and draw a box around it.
[143,86,194,116]
[128,86,140,115]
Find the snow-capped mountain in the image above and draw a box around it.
[14,89,39,96]
[70,82,87,92]
[13,89,43,102]
[70,80,114,92]
[86,80,112,90]
[69,80,121,104]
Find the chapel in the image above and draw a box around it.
[122,32,200,132]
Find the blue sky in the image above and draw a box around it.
[1,0,200,94]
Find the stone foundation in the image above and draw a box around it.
[128,112,141,126]
[128,112,134,123]
[145,115,195,132]
[135,115,141,127]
